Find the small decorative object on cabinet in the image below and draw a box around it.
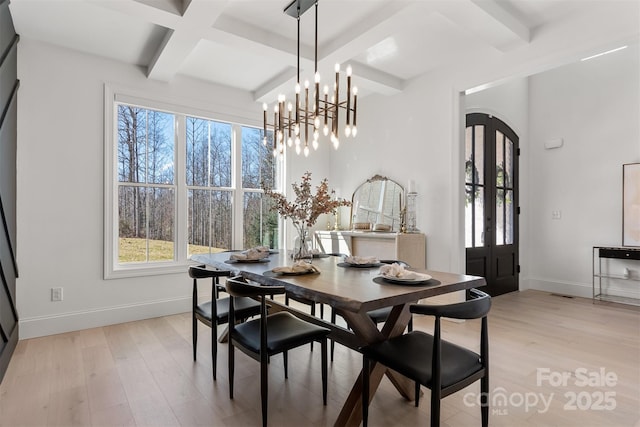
[592,246,640,306]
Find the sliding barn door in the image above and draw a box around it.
[0,0,20,382]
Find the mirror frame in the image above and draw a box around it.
[350,174,404,231]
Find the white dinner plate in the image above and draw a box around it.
[380,272,432,284]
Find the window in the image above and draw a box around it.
[117,106,176,262]
[105,90,279,278]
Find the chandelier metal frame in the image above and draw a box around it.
[262,0,358,157]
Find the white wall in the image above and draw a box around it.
[15,39,344,339]
[329,2,640,285]
[527,46,640,298]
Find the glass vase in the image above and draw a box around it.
[293,225,312,261]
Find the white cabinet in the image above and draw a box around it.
[314,231,426,269]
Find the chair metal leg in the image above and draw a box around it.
[408,315,413,332]
[192,313,197,361]
[283,350,288,379]
[261,354,268,427]
[481,374,489,427]
[430,388,441,427]
[310,305,315,351]
[362,356,370,427]
[211,322,217,380]
[321,339,327,405]
[414,382,420,407]
[330,308,337,361]
[228,344,235,399]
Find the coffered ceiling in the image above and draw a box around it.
[8,0,638,101]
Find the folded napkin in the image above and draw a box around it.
[272,261,320,274]
[379,263,420,280]
[230,247,269,260]
[345,255,379,265]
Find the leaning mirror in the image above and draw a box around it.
[350,175,404,232]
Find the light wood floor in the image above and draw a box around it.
[1,290,638,427]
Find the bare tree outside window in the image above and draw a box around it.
[117,106,175,262]
[114,102,280,266]
[241,126,278,249]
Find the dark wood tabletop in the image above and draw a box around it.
[191,251,485,314]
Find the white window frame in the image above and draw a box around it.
[104,85,282,279]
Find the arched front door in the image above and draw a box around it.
[465,113,519,296]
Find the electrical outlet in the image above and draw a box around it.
[51,287,63,302]
[551,210,562,220]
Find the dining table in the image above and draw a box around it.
[191,250,486,427]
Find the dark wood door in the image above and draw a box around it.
[465,113,519,296]
[0,0,20,383]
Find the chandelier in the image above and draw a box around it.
[262,0,358,157]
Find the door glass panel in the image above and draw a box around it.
[495,130,504,187]
[505,190,514,244]
[475,187,485,247]
[496,188,504,245]
[465,184,485,248]
[465,184,473,247]
[474,125,484,184]
[505,136,513,188]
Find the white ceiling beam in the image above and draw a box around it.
[253,0,413,102]
[210,14,305,64]
[319,0,417,64]
[88,0,181,29]
[470,0,530,46]
[147,0,229,81]
[436,0,530,53]
[348,61,404,96]
[253,66,299,104]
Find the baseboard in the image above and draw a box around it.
[18,297,191,339]
[523,277,640,300]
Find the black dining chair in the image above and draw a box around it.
[226,276,330,427]
[330,259,414,360]
[361,288,491,427]
[189,265,262,380]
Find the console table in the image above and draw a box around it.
[315,230,426,269]
[592,246,640,306]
